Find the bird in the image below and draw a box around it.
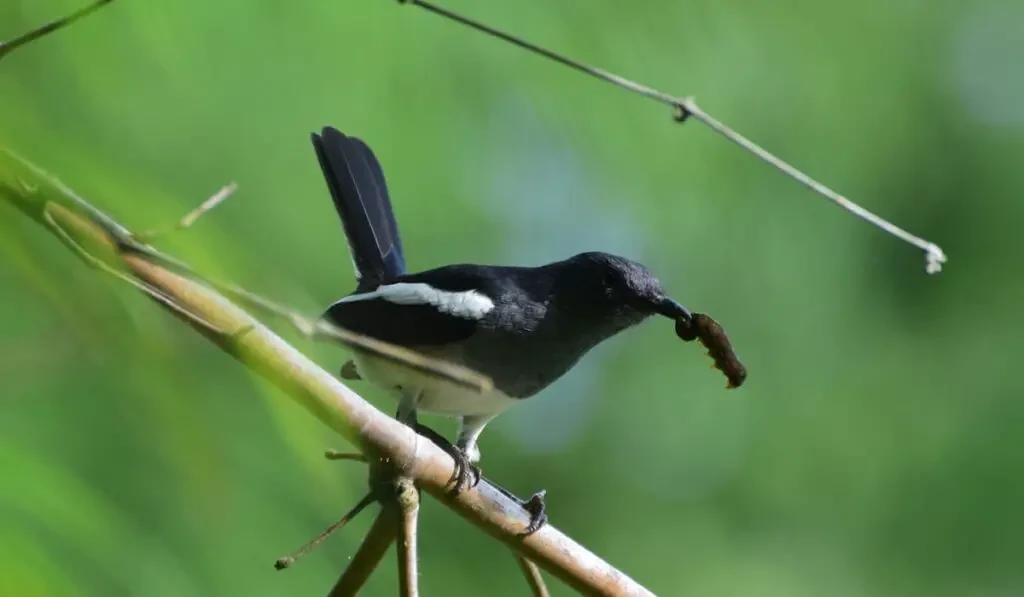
[310,126,743,531]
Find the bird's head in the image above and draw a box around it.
[566,251,692,324]
[561,252,746,388]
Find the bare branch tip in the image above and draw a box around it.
[925,245,947,275]
[179,181,236,227]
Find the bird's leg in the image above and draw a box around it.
[410,422,480,496]
[452,413,493,483]
[395,390,420,426]
[404,412,547,533]
[457,415,547,534]
[392,390,474,493]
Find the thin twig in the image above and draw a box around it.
[0,0,114,61]
[514,554,551,597]
[328,507,399,597]
[395,477,421,597]
[135,182,237,243]
[275,493,378,570]
[398,0,947,274]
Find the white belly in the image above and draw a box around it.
[351,353,519,417]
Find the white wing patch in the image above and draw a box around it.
[336,282,495,320]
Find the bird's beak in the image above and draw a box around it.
[654,296,692,322]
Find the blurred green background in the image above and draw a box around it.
[2,0,1023,595]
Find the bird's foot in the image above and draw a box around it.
[412,423,481,495]
[487,481,548,536]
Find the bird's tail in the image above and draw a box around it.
[311,126,406,286]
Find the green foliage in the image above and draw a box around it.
[2,0,1023,595]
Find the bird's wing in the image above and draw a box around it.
[321,267,498,347]
[311,126,406,285]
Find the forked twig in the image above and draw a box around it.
[0,0,115,61]
[397,0,947,274]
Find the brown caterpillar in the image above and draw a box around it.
[675,313,747,389]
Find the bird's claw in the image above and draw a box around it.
[518,490,548,536]
[448,448,482,496]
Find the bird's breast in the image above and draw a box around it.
[350,352,520,417]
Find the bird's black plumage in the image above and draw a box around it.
[322,253,680,399]
[312,127,703,516]
[311,126,405,286]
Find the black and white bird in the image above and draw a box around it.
[310,126,719,507]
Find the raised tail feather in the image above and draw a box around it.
[311,126,406,286]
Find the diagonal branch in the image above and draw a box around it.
[0,148,656,596]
